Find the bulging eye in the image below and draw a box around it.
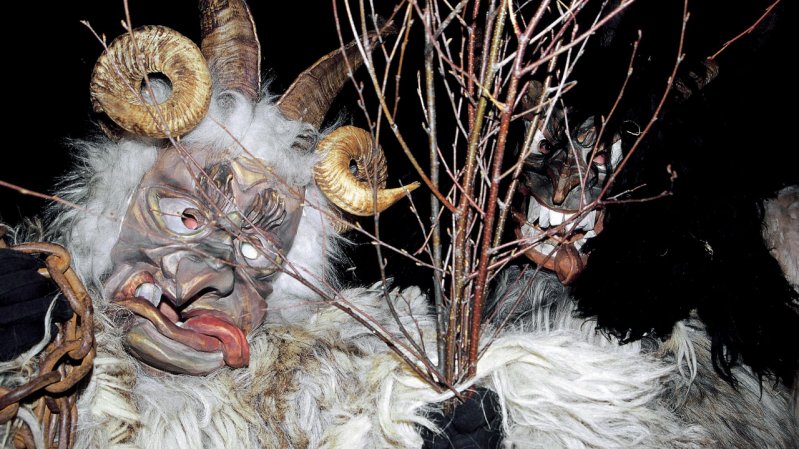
[531,129,552,155]
[236,237,282,272]
[576,128,596,147]
[592,152,607,167]
[592,139,623,177]
[240,242,259,260]
[158,197,207,235]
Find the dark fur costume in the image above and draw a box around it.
[562,0,799,386]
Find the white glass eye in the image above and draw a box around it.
[237,237,282,272]
[240,242,259,260]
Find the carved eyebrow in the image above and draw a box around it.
[244,189,286,231]
[198,163,235,214]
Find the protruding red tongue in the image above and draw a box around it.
[183,311,250,368]
[118,297,250,368]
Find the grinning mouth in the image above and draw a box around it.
[115,272,250,374]
[520,196,600,254]
[515,195,604,284]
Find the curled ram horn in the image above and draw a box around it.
[278,27,393,129]
[199,0,261,101]
[90,25,212,138]
[314,126,420,216]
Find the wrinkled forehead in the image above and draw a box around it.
[542,107,595,135]
[141,145,294,196]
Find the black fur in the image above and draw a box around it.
[565,0,799,386]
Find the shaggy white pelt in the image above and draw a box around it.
[68,284,715,449]
[491,268,799,449]
[763,185,799,292]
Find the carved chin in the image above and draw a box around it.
[515,196,604,284]
[112,272,254,375]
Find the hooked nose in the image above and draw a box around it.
[547,150,591,206]
[160,251,234,307]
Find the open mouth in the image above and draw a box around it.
[515,195,604,283]
[114,272,250,374]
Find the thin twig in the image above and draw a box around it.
[710,0,781,60]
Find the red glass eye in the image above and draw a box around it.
[181,210,200,230]
[593,153,607,165]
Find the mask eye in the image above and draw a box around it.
[591,137,623,170]
[576,128,596,147]
[531,129,552,155]
[237,237,282,273]
[240,242,259,260]
[180,209,202,230]
[157,197,207,235]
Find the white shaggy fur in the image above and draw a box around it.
[660,319,799,449]
[70,286,437,449]
[67,282,721,449]
[47,138,158,285]
[763,185,799,291]
[490,268,798,448]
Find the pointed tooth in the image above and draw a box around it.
[578,210,596,231]
[527,198,542,225]
[550,210,564,226]
[523,223,542,240]
[537,242,556,255]
[521,223,533,238]
[539,207,550,228]
[134,283,163,307]
[563,212,577,230]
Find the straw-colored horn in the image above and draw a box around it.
[199,0,261,101]
[90,26,212,138]
[314,126,419,216]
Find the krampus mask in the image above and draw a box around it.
[514,82,622,284]
[90,0,415,375]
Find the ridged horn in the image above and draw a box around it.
[90,26,213,138]
[199,0,261,101]
[314,126,420,216]
[278,26,393,129]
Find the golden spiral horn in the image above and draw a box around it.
[90,26,212,138]
[314,126,419,216]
